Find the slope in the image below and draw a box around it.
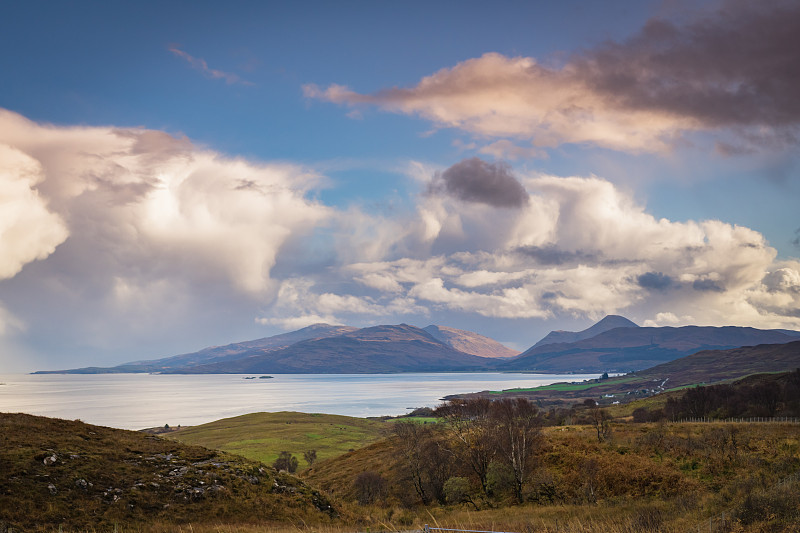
[35,324,357,374]
[423,324,519,358]
[481,340,800,404]
[173,324,496,374]
[169,411,387,467]
[0,413,337,531]
[502,325,799,373]
[531,315,639,349]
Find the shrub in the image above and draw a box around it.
[273,451,299,473]
[354,471,387,505]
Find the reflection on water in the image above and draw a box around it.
[0,372,599,430]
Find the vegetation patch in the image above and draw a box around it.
[0,413,339,532]
[170,411,386,467]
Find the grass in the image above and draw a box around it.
[489,375,641,394]
[169,412,387,467]
[5,410,800,532]
[0,413,341,532]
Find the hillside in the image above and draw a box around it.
[501,325,799,373]
[170,411,387,466]
[36,323,357,374]
[531,315,638,348]
[478,340,800,405]
[0,413,337,531]
[423,325,519,358]
[172,324,496,373]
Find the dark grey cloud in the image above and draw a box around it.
[693,278,725,292]
[637,271,674,290]
[429,158,529,208]
[516,245,599,266]
[578,0,800,138]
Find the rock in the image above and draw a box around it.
[43,454,58,466]
[75,478,89,490]
[47,484,57,495]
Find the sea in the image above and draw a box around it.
[0,372,600,430]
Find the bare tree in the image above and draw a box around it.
[393,421,433,504]
[588,403,612,442]
[354,471,386,505]
[435,398,496,495]
[490,398,543,502]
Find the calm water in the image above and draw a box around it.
[0,372,599,430]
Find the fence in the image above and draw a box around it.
[422,524,512,533]
[676,416,800,424]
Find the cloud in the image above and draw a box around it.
[306,1,800,154]
[637,271,674,290]
[428,157,529,208]
[0,143,68,280]
[3,106,800,369]
[169,46,252,85]
[260,166,796,332]
[0,108,329,364]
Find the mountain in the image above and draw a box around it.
[500,325,800,373]
[531,315,639,349]
[34,323,357,374]
[127,323,358,370]
[422,324,519,358]
[457,341,800,405]
[170,324,496,374]
[628,340,800,390]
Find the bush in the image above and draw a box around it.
[273,451,298,473]
[354,471,387,505]
[443,476,471,504]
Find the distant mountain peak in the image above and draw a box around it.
[532,315,639,349]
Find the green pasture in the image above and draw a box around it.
[170,411,387,468]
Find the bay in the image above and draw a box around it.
[0,372,599,430]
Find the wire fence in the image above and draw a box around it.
[422,524,513,533]
[675,416,800,424]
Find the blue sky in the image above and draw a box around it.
[1,0,799,372]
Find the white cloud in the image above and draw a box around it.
[0,143,68,279]
[2,106,799,368]
[0,109,329,297]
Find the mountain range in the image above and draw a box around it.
[36,316,800,375]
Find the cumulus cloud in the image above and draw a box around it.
[0,143,68,280]
[2,106,800,368]
[261,166,797,332]
[305,1,800,153]
[428,157,529,208]
[0,108,329,361]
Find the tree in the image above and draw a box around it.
[435,398,496,495]
[490,398,543,502]
[303,449,317,467]
[443,476,479,510]
[354,471,386,505]
[393,421,434,504]
[589,404,612,442]
[273,451,298,473]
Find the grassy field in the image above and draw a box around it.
[170,411,388,467]
[490,375,641,394]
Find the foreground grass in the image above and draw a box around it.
[170,412,387,467]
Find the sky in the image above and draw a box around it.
[1,0,799,372]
